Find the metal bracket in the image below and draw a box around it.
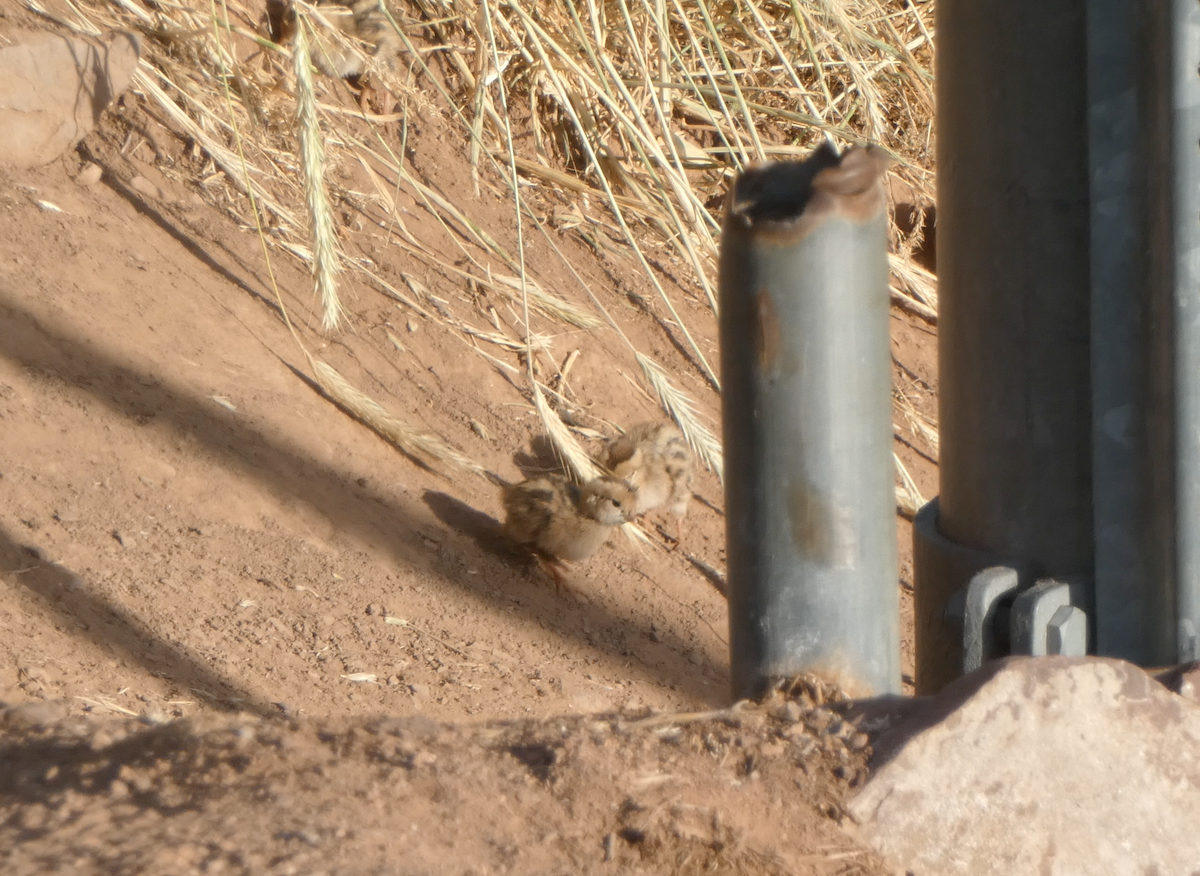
[946,569,1091,672]
[944,566,1022,674]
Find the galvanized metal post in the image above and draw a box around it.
[914,0,1095,692]
[1086,0,1177,666]
[719,144,899,700]
[922,0,1200,685]
[1169,0,1200,663]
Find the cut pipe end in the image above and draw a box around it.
[725,143,892,240]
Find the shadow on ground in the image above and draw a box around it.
[0,292,727,705]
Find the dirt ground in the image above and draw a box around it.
[0,4,938,871]
[0,683,898,875]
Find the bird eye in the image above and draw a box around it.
[612,499,622,508]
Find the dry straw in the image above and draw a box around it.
[311,359,484,474]
[292,15,344,332]
[62,0,938,515]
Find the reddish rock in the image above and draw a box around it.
[848,656,1200,876]
[0,31,140,169]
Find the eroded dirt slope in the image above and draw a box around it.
[0,4,938,871]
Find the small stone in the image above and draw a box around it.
[387,675,401,686]
[366,604,380,616]
[140,705,170,725]
[847,732,870,752]
[108,779,129,799]
[1183,669,1200,703]
[76,162,103,185]
[806,708,834,733]
[129,175,164,201]
[1153,661,1200,704]
[759,741,785,759]
[408,683,429,699]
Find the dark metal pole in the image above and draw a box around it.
[1170,0,1200,663]
[719,144,899,701]
[914,0,1095,692]
[1086,0,1177,666]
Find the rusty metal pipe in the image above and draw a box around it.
[719,144,900,700]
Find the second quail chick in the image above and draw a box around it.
[604,421,694,543]
[501,474,635,590]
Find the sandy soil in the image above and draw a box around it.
[0,4,938,871]
[0,684,894,875]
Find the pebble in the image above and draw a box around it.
[759,741,786,759]
[76,162,103,186]
[129,175,164,201]
[139,705,170,725]
[806,708,834,733]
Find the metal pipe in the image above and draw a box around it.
[1170,0,1200,663]
[915,0,1094,692]
[719,144,899,700]
[1086,0,1176,665]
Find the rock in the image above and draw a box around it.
[0,30,141,169]
[75,162,103,185]
[770,700,803,723]
[847,657,1200,876]
[1153,661,1200,704]
[805,708,834,733]
[128,175,163,201]
[2,699,68,729]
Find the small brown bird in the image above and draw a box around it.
[501,474,635,590]
[604,421,694,542]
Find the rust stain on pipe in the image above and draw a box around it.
[755,287,782,375]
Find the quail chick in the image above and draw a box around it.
[604,421,694,543]
[501,474,635,590]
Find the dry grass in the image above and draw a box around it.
[292,12,345,331]
[51,0,937,512]
[311,360,485,474]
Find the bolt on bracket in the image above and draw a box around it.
[945,569,1091,671]
[1010,577,1090,657]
